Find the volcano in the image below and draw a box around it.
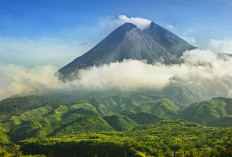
[58,22,195,80]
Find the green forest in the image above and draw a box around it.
[1,93,232,157]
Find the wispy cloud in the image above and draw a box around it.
[180,36,196,44]
[208,38,232,54]
[179,28,196,45]
[166,24,175,30]
[115,15,151,30]
[0,37,92,67]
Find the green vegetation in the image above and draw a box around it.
[104,114,138,131]
[19,120,232,157]
[1,96,232,142]
[0,144,46,157]
[1,94,232,156]
[134,98,180,119]
[182,97,232,127]
[0,130,10,145]
[6,105,114,141]
[88,96,137,115]
[121,110,162,125]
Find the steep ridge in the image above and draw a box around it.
[58,22,195,80]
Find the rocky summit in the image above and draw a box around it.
[58,22,195,80]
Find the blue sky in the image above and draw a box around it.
[0,0,232,67]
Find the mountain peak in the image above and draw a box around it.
[120,22,137,29]
[117,15,152,30]
[58,21,195,80]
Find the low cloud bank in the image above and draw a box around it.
[1,48,232,101]
[208,38,232,54]
[0,65,58,99]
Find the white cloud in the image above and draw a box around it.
[180,36,196,44]
[116,15,151,30]
[1,48,232,100]
[208,38,232,54]
[74,60,172,90]
[73,51,232,93]
[180,28,196,45]
[0,64,58,100]
[181,49,219,65]
[166,24,175,30]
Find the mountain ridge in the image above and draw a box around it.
[58,22,195,80]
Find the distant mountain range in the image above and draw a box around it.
[58,22,195,80]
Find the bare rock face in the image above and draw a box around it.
[58,22,195,80]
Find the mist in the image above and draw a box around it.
[1,47,232,101]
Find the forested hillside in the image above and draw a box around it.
[182,97,232,127]
[1,94,232,156]
[19,120,232,157]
